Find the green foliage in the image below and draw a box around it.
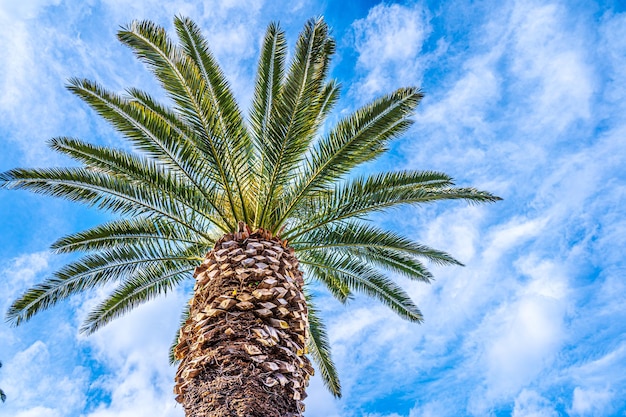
[305,294,341,396]
[1,16,500,397]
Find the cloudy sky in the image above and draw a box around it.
[1,0,625,416]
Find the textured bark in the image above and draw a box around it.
[174,227,313,416]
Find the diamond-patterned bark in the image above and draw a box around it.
[174,227,313,416]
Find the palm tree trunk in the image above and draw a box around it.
[173,226,313,416]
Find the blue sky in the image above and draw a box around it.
[0,0,625,416]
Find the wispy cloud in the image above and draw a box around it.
[349,3,434,100]
[79,292,186,417]
[0,252,87,417]
[512,389,558,417]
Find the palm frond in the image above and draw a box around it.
[125,87,221,188]
[50,217,207,254]
[276,88,422,226]
[309,80,341,138]
[357,170,457,189]
[349,248,434,281]
[68,79,202,179]
[249,22,287,148]
[49,136,230,232]
[6,242,201,326]
[299,255,353,303]
[169,304,190,365]
[68,78,237,230]
[305,292,341,397]
[294,220,461,266]
[287,174,501,239]
[175,16,254,224]
[0,167,213,239]
[250,22,287,225]
[302,251,423,322]
[257,17,335,228]
[118,20,241,227]
[81,262,194,334]
[294,221,459,282]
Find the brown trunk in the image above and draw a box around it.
[173,226,313,416]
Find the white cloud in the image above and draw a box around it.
[0,14,37,113]
[351,3,432,98]
[597,11,626,114]
[0,0,61,19]
[512,389,557,417]
[507,2,593,133]
[0,341,87,416]
[421,206,484,263]
[1,252,51,303]
[409,401,453,417]
[304,370,342,417]
[414,49,501,139]
[483,216,548,263]
[0,252,52,357]
[570,387,614,416]
[568,343,626,390]
[329,306,385,344]
[0,252,89,417]
[483,296,564,389]
[0,4,94,166]
[78,290,187,417]
[463,257,568,413]
[14,407,62,417]
[405,0,595,191]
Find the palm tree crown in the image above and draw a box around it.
[1,16,499,397]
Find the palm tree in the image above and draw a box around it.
[1,16,499,416]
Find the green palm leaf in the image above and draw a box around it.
[67,79,234,231]
[0,167,213,238]
[250,22,287,225]
[300,256,353,303]
[275,88,422,227]
[7,242,201,326]
[175,16,254,224]
[294,220,461,265]
[257,17,335,227]
[305,292,341,397]
[169,304,190,365]
[302,250,423,322]
[118,20,242,226]
[50,217,206,254]
[287,174,500,240]
[49,136,230,232]
[82,262,195,334]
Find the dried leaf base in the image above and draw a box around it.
[174,227,313,416]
